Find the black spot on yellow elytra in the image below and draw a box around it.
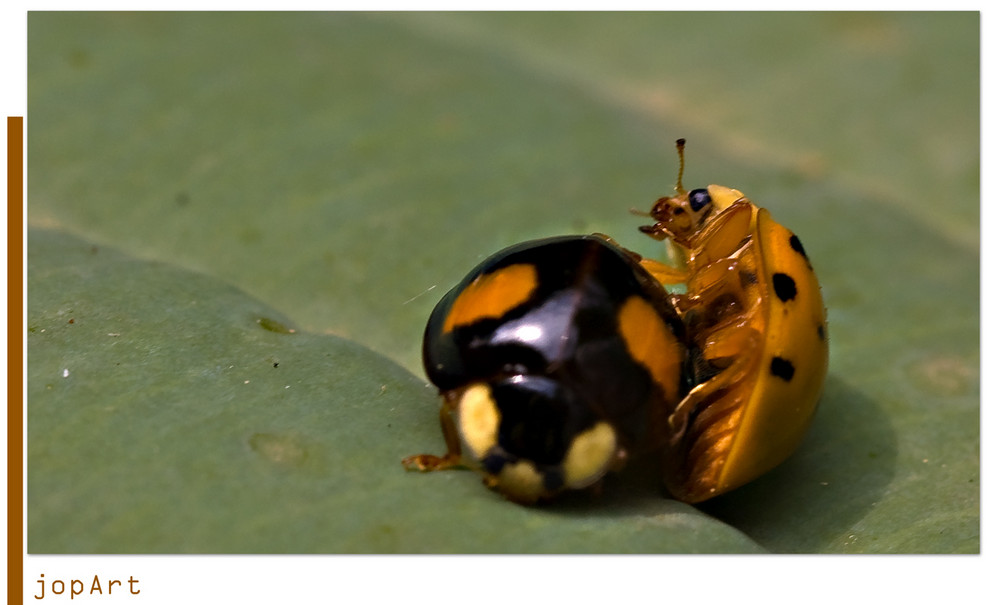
[789,234,807,259]
[772,273,797,302]
[770,356,795,382]
[789,234,814,270]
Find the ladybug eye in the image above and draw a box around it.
[688,189,712,212]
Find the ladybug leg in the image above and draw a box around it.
[639,257,689,286]
[699,322,759,364]
[668,251,764,441]
[401,395,466,472]
[683,256,763,335]
[668,323,761,444]
[638,223,671,241]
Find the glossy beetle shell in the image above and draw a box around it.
[403,139,828,505]
[407,235,688,503]
[640,163,828,502]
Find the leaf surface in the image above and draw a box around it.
[27,12,978,553]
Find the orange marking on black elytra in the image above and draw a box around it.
[442,263,538,333]
[617,295,683,402]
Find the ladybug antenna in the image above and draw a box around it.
[674,138,687,195]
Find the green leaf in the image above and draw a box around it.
[27,227,762,553]
[27,12,978,553]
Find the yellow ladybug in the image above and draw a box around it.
[637,139,829,503]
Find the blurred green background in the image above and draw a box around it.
[27,12,979,553]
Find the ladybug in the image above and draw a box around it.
[402,235,689,504]
[403,139,828,505]
[636,139,829,503]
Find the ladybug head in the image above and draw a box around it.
[452,375,620,504]
[639,139,746,245]
[642,188,716,244]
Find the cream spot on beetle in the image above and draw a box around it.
[458,383,500,459]
[495,460,545,503]
[562,421,617,488]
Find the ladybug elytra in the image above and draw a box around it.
[404,139,828,505]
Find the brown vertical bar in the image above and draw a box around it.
[8,116,24,605]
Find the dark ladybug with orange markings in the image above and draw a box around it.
[402,235,689,503]
[403,139,828,505]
